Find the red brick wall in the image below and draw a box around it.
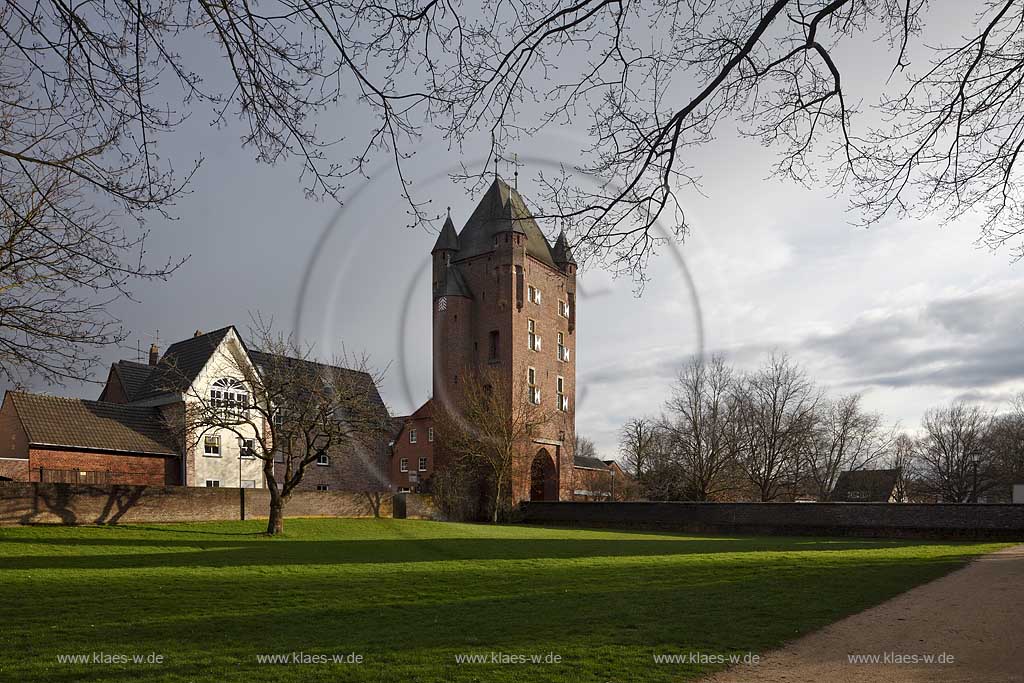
[0,482,396,525]
[0,459,29,481]
[28,448,180,486]
[0,395,28,461]
[391,417,434,491]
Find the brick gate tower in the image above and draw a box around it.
[431,177,577,503]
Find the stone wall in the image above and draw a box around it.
[520,501,1024,540]
[0,482,395,526]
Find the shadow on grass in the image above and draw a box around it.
[0,533,975,570]
[0,548,985,683]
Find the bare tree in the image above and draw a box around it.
[805,394,896,501]
[618,417,660,483]
[434,367,553,523]
[575,434,599,461]
[917,402,994,503]
[986,393,1024,501]
[734,353,819,502]
[661,354,739,500]
[171,323,390,535]
[888,433,919,503]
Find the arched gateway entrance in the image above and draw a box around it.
[529,449,558,501]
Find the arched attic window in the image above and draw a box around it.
[211,377,249,414]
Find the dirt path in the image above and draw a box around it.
[704,545,1024,683]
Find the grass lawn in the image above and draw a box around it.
[0,519,1007,682]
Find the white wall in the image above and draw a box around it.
[187,330,266,488]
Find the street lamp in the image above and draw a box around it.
[971,459,980,503]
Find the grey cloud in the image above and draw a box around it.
[802,286,1024,391]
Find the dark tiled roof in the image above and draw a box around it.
[247,350,390,425]
[112,360,157,402]
[454,178,556,268]
[8,392,176,455]
[574,455,610,471]
[134,326,235,400]
[831,469,900,502]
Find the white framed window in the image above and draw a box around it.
[557,376,568,412]
[528,285,542,304]
[428,427,434,442]
[316,484,329,491]
[204,435,221,456]
[559,300,570,318]
[273,409,284,428]
[273,449,284,463]
[240,479,256,489]
[400,458,409,472]
[317,453,330,466]
[239,438,256,458]
[528,367,541,405]
[557,332,570,362]
[397,487,411,493]
[205,480,220,488]
[418,457,428,472]
[409,428,418,444]
[211,378,249,415]
[528,319,541,351]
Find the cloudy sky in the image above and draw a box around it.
[32,3,1024,458]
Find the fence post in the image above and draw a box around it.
[240,487,246,521]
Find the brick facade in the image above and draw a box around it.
[27,448,179,486]
[391,406,435,492]
[0,395,179,486]
[431,178,576,505]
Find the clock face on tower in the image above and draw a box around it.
[437,297,447,312]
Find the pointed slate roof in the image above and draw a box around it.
[455,178,556,268]
[431,213,460,253]
[552,230,577,267]
[437,262,473,298]
[133,326,236,401]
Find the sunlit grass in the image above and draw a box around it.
[0,518,1006,682]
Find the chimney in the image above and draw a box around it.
[148,343,160,366]
[193,329,203,338]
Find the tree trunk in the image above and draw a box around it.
[267,496,285,535]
